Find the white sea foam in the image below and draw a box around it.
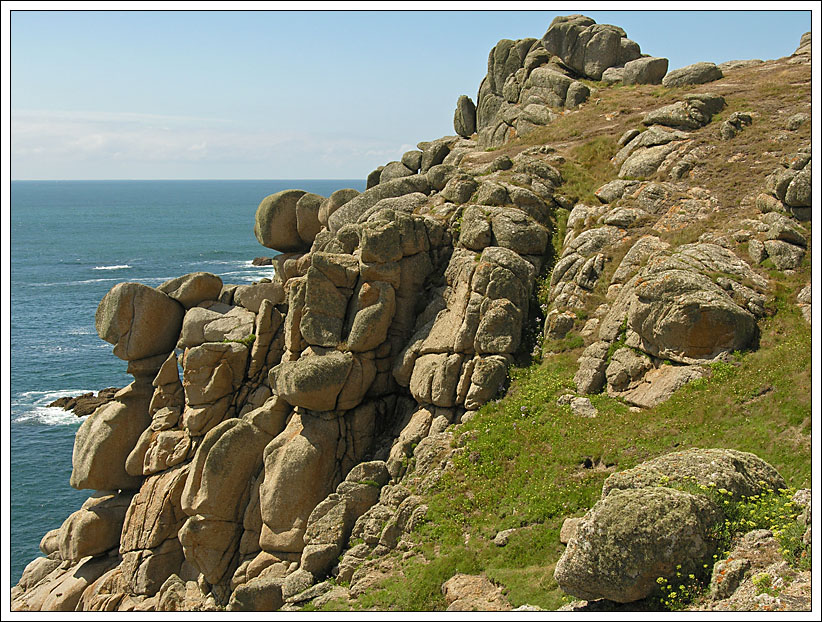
[13,389,98,426]
[93,264,131,270]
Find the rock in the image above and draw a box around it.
[227,574,284,611]
[401,150,423,172]
[763,240,805,270]
[234,281,285,313]
[281,569,315,601]
[273,350,353,412]
[328,174,430,232]
[96,282,184,361]
[574,341,609,394]
[784,167,811,208]
[605,347,652,392]
[454,95,477,138]
[295,192,324,246]
[71,381,153,491]
[259,413,340,553]
[602,448,786,499]
[786,112,810,131]
[47,388,120,418]
[719,111,753,140]
[252,256,272,266]
[157,272,223,309]
[662,62,723,88]
[621,262,758,364]
[318,188,360,228]
[178,515,241,585]
[623,56,668,85]
[57,491,133,561]
[442,573,512,611]
[254,189,310,252]
[554,486,723,603]
[619,364,706,408]
[542,14,641,81]
[181,418,272,522]
[560,517,583,544]
[569,397,597,418]
[379,161,415,185]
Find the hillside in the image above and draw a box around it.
[10,15,812,613]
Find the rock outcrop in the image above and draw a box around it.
[13,16,812,613]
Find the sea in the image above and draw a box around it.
[7,179,366,586]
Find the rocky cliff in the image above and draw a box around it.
[11,15,812,612]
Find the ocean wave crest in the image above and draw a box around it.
[93,264,132,271]
[12,389,98,426]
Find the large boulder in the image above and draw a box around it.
[602,448,787,499]
[70,381,153,491]
[96,282,184,361]
[623,56,668,85]
[554,449,788,603]
[157,272,223,309]
[57,491,134,561]
[272,350,353,412]
[254,189,309,253]
[542,14,641,80]
[662,61,723,88]
[620,263,758,364]
[454,95,477,138]
[554,486,723,602]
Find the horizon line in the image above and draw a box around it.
[9,177,368,182]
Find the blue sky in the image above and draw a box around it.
[7,5,816,180]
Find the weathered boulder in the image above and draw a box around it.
[328,175,430,232]
[454,95,477,138]
[555,486,723,602]
[542,14,641,80]
[623,56,668,85]
[57,492,134,561]
[295,192,324,246]
[602,448,787,499]
[96,282,184,361]
[259,413,341,553]
[255,189,312,253]
[70,381,153,491]
[181,418,273,521]
[662,61,723,88]
[158,272,223,309]
[318,188,361,228]
[442,573,512,611]
[273,350,353,412]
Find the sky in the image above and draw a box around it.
[4,3,818,180]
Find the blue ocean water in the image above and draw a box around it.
[8,179,365,585]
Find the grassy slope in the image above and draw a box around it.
[318,59,813,611]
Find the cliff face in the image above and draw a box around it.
[11,15,812,612]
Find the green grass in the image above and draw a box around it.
[331,268,810,610]
[556,136,618,205]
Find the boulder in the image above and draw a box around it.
[662,62,723,88]
[157,272,223,309]
[454,95,477,138]
[259,413,341,553]
[70,381,153,491]
[295,192,324,246]
[96,282,184,361]
[273,350,353,412]
[542,14,641,80]
[318,188,361,228]
[254,189,309,253]
[57,491,134,561]
[554,486,723,602]
[442,573,512,612]
[602,448,787,499]
[181,418,273,521]
[623,56,668,85]
[379,161,416,185]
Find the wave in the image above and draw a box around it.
[12,389,100,426]
[93,264,132,271]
